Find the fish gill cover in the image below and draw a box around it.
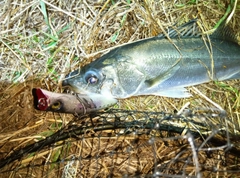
[0,0,240,178]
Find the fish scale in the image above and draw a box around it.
[63,20,240,99]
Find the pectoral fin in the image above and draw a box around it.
[145,65,180,87]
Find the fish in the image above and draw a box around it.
[32,88,117,114]
[62,20,240,98]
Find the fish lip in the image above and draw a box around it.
[63,86,117,103]
[32,88,50,111]
[62,69,81,87]
[61,79,69,87]
[63,85,92,95]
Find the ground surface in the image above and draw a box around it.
[0,0,240,177]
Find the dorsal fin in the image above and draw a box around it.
[157,19,239,44]
[157,19,201,39]
[211,22,239,43]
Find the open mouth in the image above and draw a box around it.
[62,86,77,95]
[62,84,92,96]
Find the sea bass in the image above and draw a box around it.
[32,88,117,114]
[62,20,240,98]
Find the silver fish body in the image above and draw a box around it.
[63,20,240,98]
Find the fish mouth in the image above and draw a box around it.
[62,69,81,87]
[32,88,50,111]
[62,85,91,95]
[61,78,69,87]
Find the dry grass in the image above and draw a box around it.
[0,0,240,177]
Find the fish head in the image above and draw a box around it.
[62,64,117,97]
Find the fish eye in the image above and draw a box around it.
[88,76,98,84]
[51,101,62,111]
[84,70,101,85]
